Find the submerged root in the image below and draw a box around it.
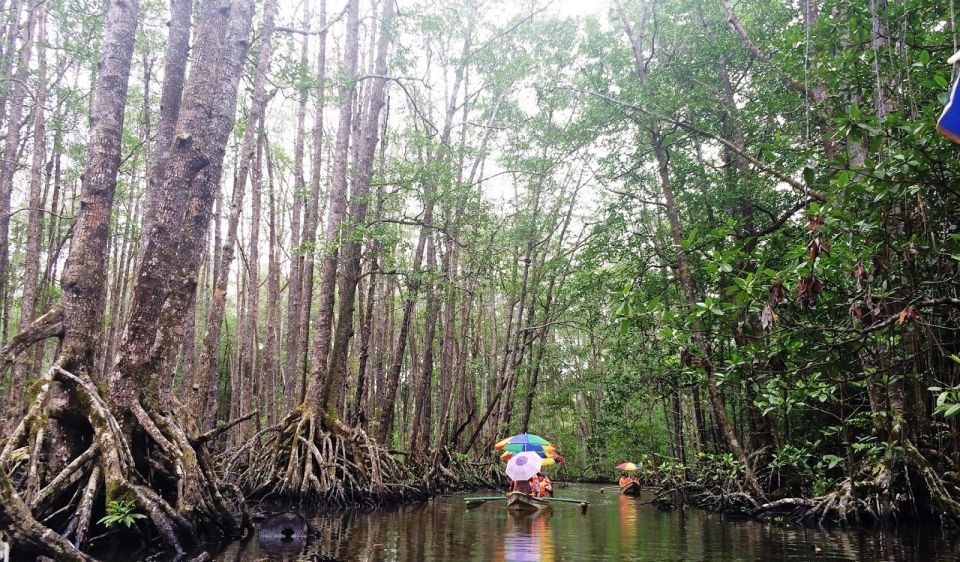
[0,365,248,560]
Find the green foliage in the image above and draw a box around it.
[98,500,147,529]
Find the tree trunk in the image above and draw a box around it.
[409,233,439,450]
[112,0,255,413]
[5,1,44,426]
[303,0,360,413]
[0,0,32,343]
[191,0,276,426]
[285,0,310,415]
[296,0,328,405]
[58,0,138,375]
[140,0,192,236]
[242,128,265,438]
[321,0,395,413]
[263,138,281,424]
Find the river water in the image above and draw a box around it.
[215,484,959,561]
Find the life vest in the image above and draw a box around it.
[540,477,552,496]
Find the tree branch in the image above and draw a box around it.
[572,87,828,202]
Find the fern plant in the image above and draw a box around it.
[98,499,147,528]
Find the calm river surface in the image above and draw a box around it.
[215,484,960,561]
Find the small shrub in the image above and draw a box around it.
[98,499,147,528]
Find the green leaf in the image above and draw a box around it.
[945,403,960,418]
[849,102,861,120]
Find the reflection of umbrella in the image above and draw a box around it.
[616,462,639,471]
[506,451,543,481]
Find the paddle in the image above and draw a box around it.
[598,486,621,493]
[543,497,589,512]
[545,497,589,507]
[465,496,507,508]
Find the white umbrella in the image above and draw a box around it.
[506,451,542,481]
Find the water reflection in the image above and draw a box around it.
[214,485,960,561]
[618,494,637,546]
[496,511,555,562]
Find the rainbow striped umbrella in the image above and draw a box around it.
[541,455,565,467]
[500,445,556,460]
[616,462,640,471]
[495,433,552,454]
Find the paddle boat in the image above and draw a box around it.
[506,491,551,513]
[620,481,642,496]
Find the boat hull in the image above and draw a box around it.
[506,492,549,512]
[620,482,642,496]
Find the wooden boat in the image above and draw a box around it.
[620,481,642,496]
[506,492,550,512]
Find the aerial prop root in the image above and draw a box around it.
[230,407,426,505]
[0,365,246,558]
[752,445,960,527]
[419,446,500,491]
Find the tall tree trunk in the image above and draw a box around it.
[58,0,139,374]
[140,0,192,236]
[263,138,280,424]
[285,0,310,415]
[191,0,276,425]
[319,0,395,418]
[238,127,264,441]
[303,0,360,414]
[351,114,390,424]
[5,1,44,426]
[0,0,33,343]
[409,234,438,450]
[112,0,255,414]
[296,0,328,405]
[0,0,24,132]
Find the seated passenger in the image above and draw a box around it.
[537,472,553,497]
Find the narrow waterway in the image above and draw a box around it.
[213,484,959,561]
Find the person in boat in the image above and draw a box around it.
[528,476,541,497]
[629,474,640,485]
[509,480,524,492]
[618,473,629,487]
[536,472,553,497]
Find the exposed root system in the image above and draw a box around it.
[0,366,247,559]
[652,443,960,529]
[227,408,497,506]
[752,449,960,528]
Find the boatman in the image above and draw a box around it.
[618,473,629,487]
